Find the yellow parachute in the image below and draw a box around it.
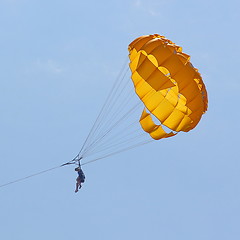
[128,34,208,140]
[74,34,208,163]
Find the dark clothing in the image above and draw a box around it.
[77,169,85,183]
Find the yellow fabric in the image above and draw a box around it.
[139,109,176,140]
[128,34,208,140]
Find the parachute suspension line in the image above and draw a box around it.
[83,121,144,156]
[81,94,142,155]
[77,57,129,157]
[83,66,131,148]
[76,54,155,163]
[83,68,131,150]
[81,139,154,167]
[81,101,142,158]
[90,79,139,143]
[78,59,157,161]
[79,57,145,159]
[86,67,130,141]
[81,131,148,159]
[80,110,150,160]
[78,60,129,157]
[78,60,150,160]
[91,75,133,139]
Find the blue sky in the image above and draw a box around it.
[0,0,240,239]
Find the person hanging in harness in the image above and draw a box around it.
[75,166,85,193]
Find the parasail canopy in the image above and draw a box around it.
[74,34,208,164]
[128,34,208,140]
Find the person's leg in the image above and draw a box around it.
[75,177,80,192]
[75,182,79,193]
